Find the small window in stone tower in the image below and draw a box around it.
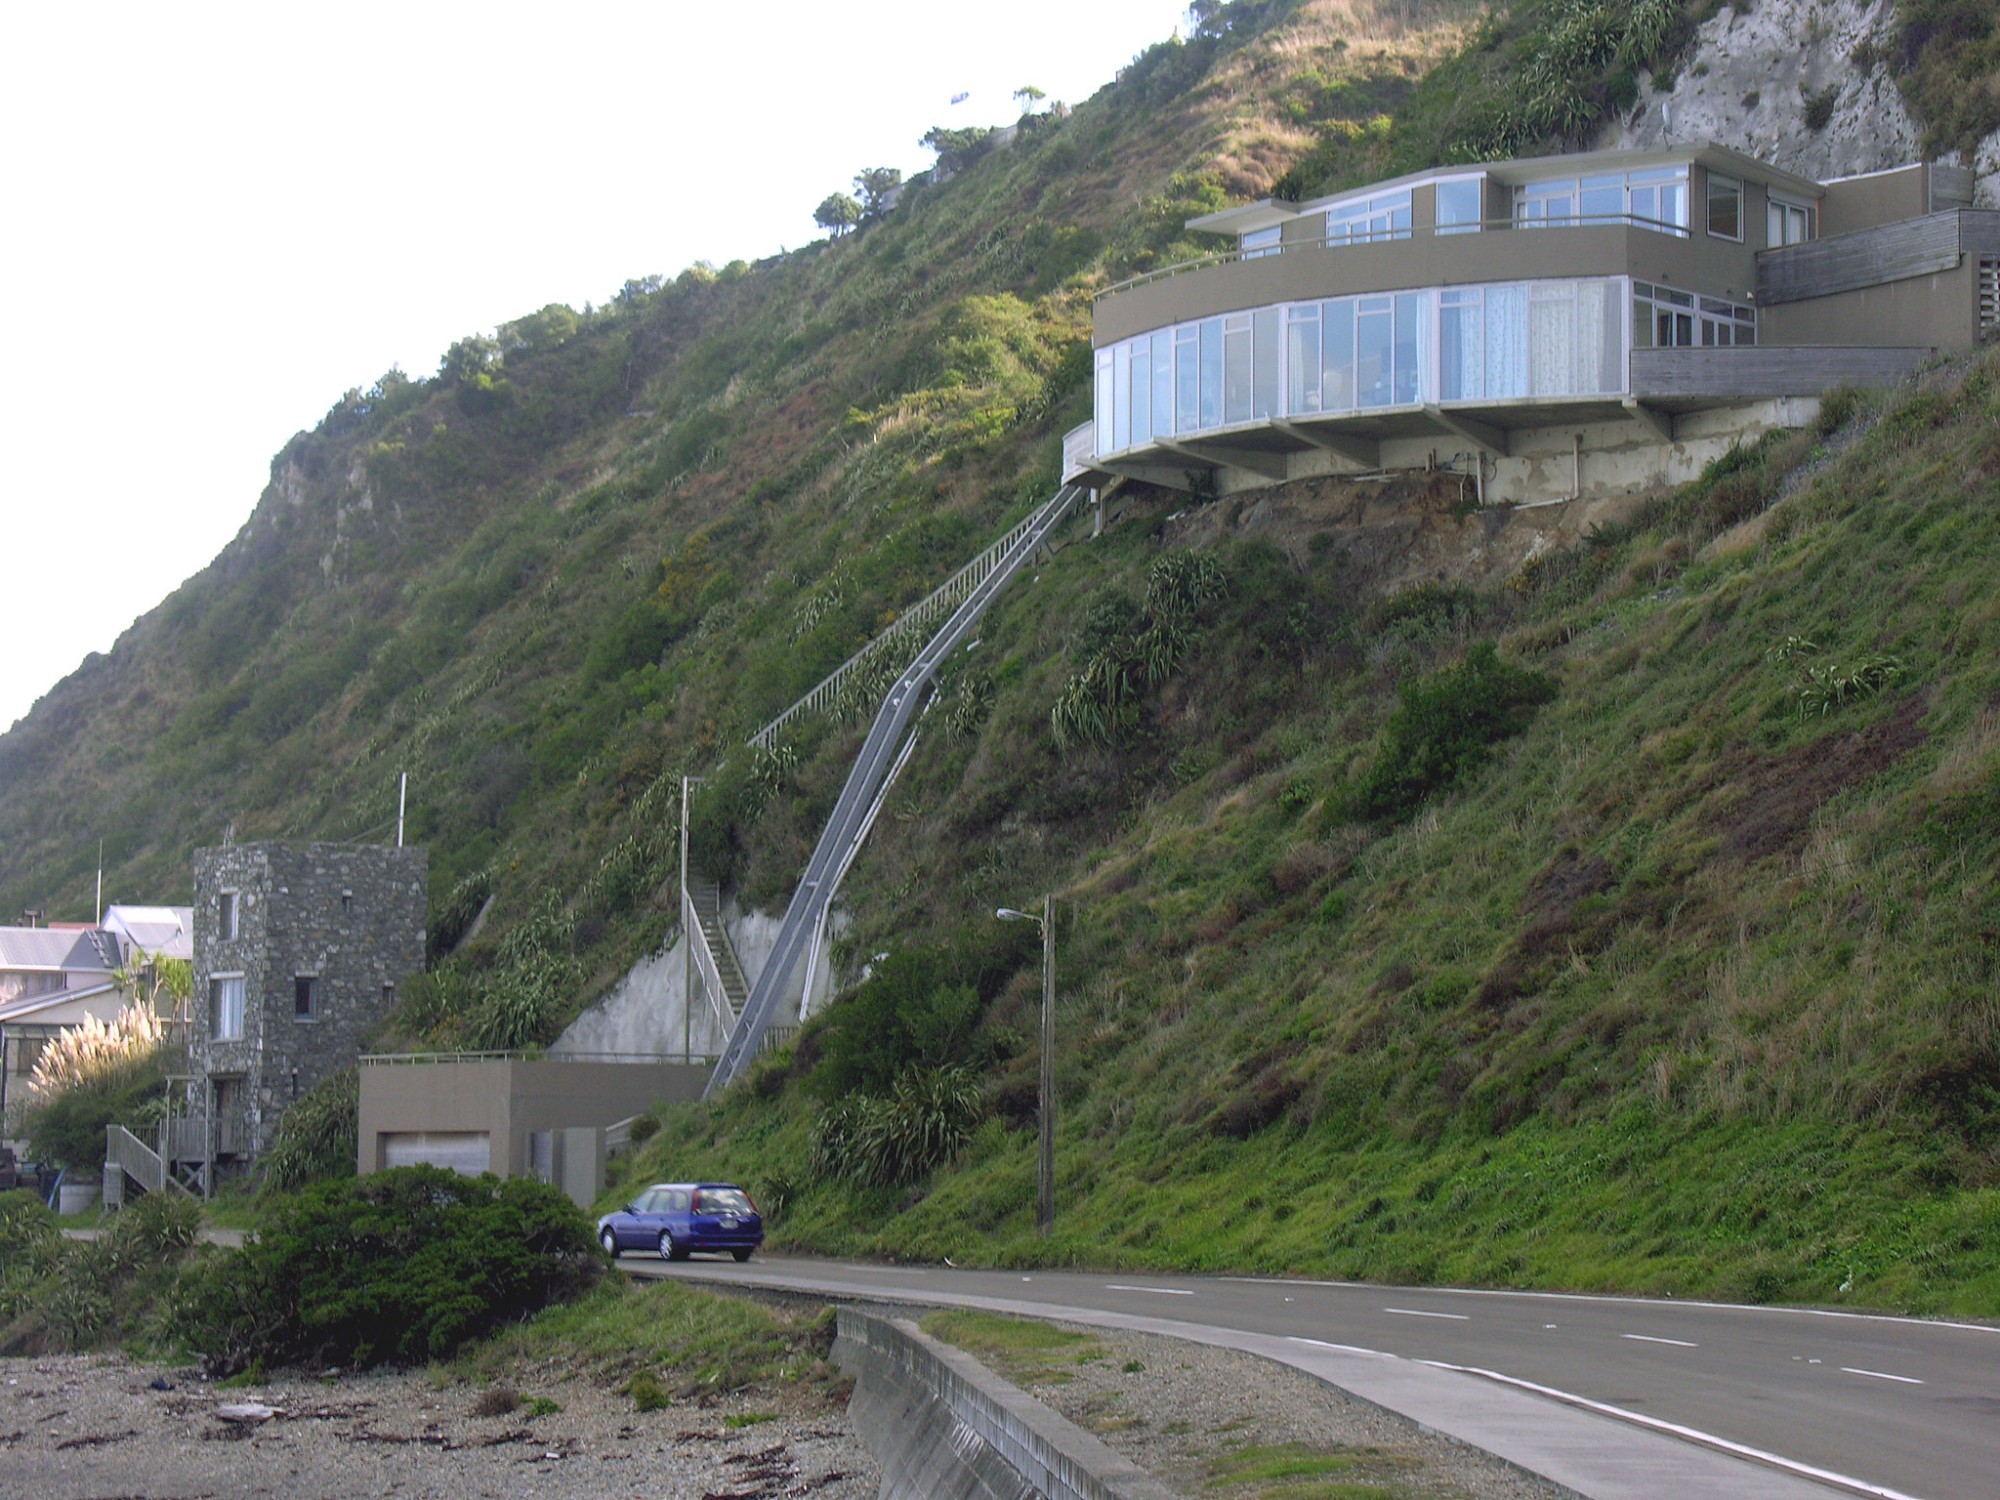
[341,890,353,913]
[219,891,239,941]
[295,975,320,1020]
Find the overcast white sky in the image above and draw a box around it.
[0,0,1192,735]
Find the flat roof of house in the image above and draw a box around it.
[1187,142,1832,235]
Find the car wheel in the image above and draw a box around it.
[732,1247,753,1263]
[600,1227,619,1258]
[659,1229,688,1261]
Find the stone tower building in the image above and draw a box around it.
[188,841,426,1173]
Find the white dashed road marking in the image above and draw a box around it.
[1106,1284,1195,1296]
[1383,1307,1470,1320]
[1621,1333,1698,1348]
[1841,1367,1924,1386]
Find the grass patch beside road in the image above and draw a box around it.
[920,1308,1105,1385]
[457,1276,840,1399]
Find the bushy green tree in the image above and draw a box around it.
[853,167,902,222]
[169,1166,599,1373]
[813,192,861,239]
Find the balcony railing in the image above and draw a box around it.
[1099,212,1693,300]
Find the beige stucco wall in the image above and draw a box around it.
[357,1059,707,1177]
[1761,258,1978,350]
[1097,225,1761,346]
[1820,164,1930,238]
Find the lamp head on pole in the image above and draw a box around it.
[994,907,1038,924]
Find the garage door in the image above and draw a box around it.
[379,1131,490,1176]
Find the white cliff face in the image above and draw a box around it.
[1594,0,1999,204]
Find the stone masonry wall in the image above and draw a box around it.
[193,842,426,1161]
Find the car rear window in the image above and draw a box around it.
[694,1188,753,1216]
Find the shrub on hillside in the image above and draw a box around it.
[168,1166,599,1374]
[808,1066,982,1188]
[261,1068,359,1193]
[1355,643,1557,820]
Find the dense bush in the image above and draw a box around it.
[810,931,1028,1099]
[1355,643,1557,819]
[170,1166,599,1374]
[808,1066,982,1188]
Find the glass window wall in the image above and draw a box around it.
[1436,177,1484,235]
[1326,190,1412,244]
[1518,168,1687,235]
[1095,277,1638,456]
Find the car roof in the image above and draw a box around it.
[641,1181,746,1192]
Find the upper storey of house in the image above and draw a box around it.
[1076,143,1998,499]
[1095,144,1976,348]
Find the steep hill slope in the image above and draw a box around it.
[0,0,1475,1023]
[4,0,1998,1311]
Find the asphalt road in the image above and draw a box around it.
[624,1254,2000,1500]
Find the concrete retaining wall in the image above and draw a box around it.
[833,1308,1179,1500]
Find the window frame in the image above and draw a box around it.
[294,974,320,1021]
[1706,173,1744,242]
[1767,194,1815,248]
[1434,174,1485,236]
[1239,225,1282,260]
[218,891,239,942]
[210,972,246,1043]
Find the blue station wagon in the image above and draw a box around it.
[598,1182,763,1262]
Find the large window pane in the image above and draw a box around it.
[1322,299,1355,411]
[1094,349,1113,453]
[1706,174,1742,239]
[1437,178,1482,234]
[1393,293,1422,405]
[1176,328,1199,433]
[1151,331,1173,437]
[1224,313,1253,423]
[1579,174,1622,224]
[1129,343,1150,448]
[1440,291,1481,401]
[1485,286,1528,399]
[1287,306,1321,414]
[1199,318,1223,428]
[1252,307,1281,418]
[1530,284,1574,395]
[1356,297,1393,408]
[1112,340,1131,451]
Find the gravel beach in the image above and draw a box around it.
[0,1354,878,1499]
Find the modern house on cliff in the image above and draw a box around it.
[1066,144,2000,504]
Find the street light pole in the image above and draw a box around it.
[997,898,1056,1236]
[1036,892,1054,1236]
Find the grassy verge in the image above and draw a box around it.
[452,1276,846,1409]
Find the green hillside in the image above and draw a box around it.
[4,0,1998,1312]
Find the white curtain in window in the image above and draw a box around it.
[1530,285,1575,396]
[1485,286,1528,399]
[1440,293,1482,401]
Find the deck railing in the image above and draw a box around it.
[748,491,1074,751]
[1097,211,1692,299]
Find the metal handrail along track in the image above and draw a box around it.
[706,484,1084,1093]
